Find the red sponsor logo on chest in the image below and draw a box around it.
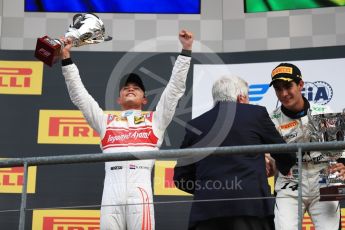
[280,120,298,130]
[102,126,158,149]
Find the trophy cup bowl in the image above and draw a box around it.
[35,13,112,67]
[308,112,345,201]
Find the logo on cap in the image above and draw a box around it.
[270,63,302,86]
[272,66,293,77]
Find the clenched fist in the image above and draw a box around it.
[179,30,193,51]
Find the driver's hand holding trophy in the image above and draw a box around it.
[35,13,112,66]
[308,111,345,201]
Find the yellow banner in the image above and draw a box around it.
[30,208,345,229]
[155,160,273,196]
[38,110,101,145]
[303,211,345,229]
[0,164,37,194]
[32,209,100,230]
[154,160,191,196]
[0,61,43,95]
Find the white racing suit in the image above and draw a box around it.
[62,55,191,230]
[270,102,343,230]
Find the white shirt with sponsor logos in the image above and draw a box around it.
[62,55,191,230]
[271,103,332,165]
[270,103,345,186]
[270,104,344,230]
[62,55,191,152]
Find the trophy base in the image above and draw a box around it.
[319,184,345,201]
[35,36,62,67]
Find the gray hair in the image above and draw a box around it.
[212,76,249,104]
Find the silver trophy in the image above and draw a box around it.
[308,111,345,201]
[35,13,112,66]
[64,13,112,47]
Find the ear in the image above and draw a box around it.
[236,95,241,103]
[116,97,121,105]
[298,80,304,90]
[142,97,148,105]
[237,95,248,104]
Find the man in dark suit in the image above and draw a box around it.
[174,76,296,230]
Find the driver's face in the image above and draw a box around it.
[117,83,147,110]
[273,80,304,111]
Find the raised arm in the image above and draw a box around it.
[60,38,107,138]
[153,30,193,134]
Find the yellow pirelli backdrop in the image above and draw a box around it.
[32,209,100,230]
[0,61,43,95]
[38,110,100,145]
[0,163,37,194]
[154,160,191,196]
[303,213,345,229]
[154,160,274,196]
[30,209,345,230]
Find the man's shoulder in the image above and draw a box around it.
[239,103,267,114]
[248,103,266,110]
[186,106,219,127]
[190,103,267,122]
[189,109,213,123]
[234,104,270,123]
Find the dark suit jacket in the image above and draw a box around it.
[173,101,296,229]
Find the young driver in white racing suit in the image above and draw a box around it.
[60,30,193,230]
[269,63,345,230]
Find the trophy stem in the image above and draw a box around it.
[58,37,80,48]
[327,160,336,187]
[54,39,64,47]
